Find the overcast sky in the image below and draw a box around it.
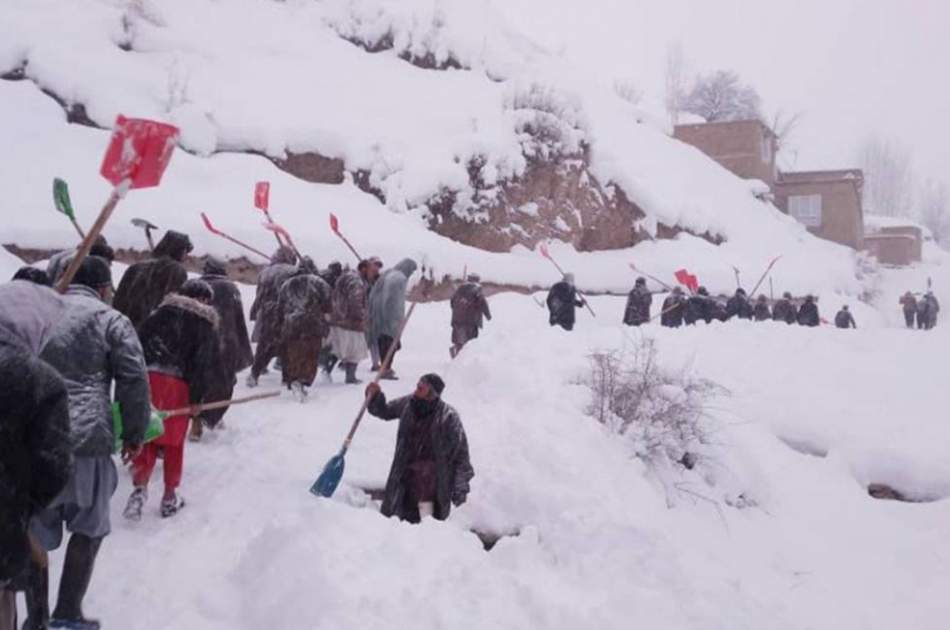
[498,0,950,197]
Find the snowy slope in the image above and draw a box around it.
[0,0,863,300]
[7,261,946,629]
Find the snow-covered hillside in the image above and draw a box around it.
[1,0,862,299]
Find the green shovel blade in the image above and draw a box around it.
[53,178,75,220]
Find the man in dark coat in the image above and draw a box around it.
[247,247,300,387]
[685,286,717,325]
[772,292,797,324]
[917,291,940,330]
[277,260,331,401]
[368,258,417,379]
[834,305,856,329]
[46,236,115,287]
[797,295,820,327]
[660,287,687,328]
[0,282,72,630]
[319,261,343,289]
[12,267,51,286]
[546,273,585,331]
[450,274,492,358]
[113,230,193,329]
[327,261,377,384]
[192,257,254,439]
[725,288,753,320]
[623,277,652,326]
[753,294,771,321]
[125,280,226,520]
[29,257,150,630]
[366,374,473,524]
[899,291,917,328]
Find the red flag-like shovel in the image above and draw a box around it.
[56,116,179,293]
[329,212,363,262]
[674,269,699,294]
[538,243,596,317]
[254,181,285,249]
[263,221,302,260]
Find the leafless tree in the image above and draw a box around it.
[768,109,803,168]
[682,70,761,123]
[664,42,688,125]
[856,135,916,217]
[613,79,644,107]
[918,178,950,247]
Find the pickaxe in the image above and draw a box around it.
[131,218,158,251]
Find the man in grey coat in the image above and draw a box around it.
[26,256,151,630]
[368,258,417,380]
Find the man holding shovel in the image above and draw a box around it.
[46,236,115,287]
[366,374,474,523]
[124,279,227,520]
[113,230,193,330]
[27,256,151,630]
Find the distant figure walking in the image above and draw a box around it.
[547,273,585,331]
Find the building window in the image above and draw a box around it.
[760,136,773,164]
[788,194,822,227]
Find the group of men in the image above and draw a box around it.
[1,231,476,629]
[899,291,941,329]
[546,274,863,330]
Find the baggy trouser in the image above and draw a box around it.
[132,372,190,494]
[280,334,322,388]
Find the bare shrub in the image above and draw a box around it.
[584,339,725,469]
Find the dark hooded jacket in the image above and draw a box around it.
[753,299,771,321]
[368,392,473,522]
[772,298,797,324]
[725,290,753,320]
[623,284,652,326]
[547,281,584,330]
[138,293,227,408]
[834,309,856,329]
[329,269,369,332]
[451,282,492,329]
[278,272,332,341]
[918,294,940,328]
[685,289,718,325]
[661,291,687,328]
[368,258,417,340]
[113,231,192,329]
[201,259,253,375]
[39,285,151,456]
[0,283,72,583]
[797,299,820,327]
[250,261,300,349]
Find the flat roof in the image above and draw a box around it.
[673,119,778,137]
[778,169,864,184]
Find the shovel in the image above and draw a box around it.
[131,217,158,251]
[53,178,85,238]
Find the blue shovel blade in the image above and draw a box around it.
[310,453,345,498]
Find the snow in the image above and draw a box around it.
[3,247,945,629]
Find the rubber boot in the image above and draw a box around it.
[22,559,49,630]
[50,534,102,630]
[343,362,361,385]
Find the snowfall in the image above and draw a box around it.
[2,0,949,628]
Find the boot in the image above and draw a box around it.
[245,373,258,388]
[343,363,361,385]
[23,559,49,630]
[123,487,147,522]
[188,418,203,443]
[49,534,102,630]
[290,381,308,403]
[160,493,185,519]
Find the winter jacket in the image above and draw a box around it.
[685,294,717,325]
[623,286,652,326]
[278,273,332,341]
[368,392,474,522]
[329,270,369,332]
[251,262,300,347]
[834,310,856,329]
[368,258,418,340]
[753,301,771,321]
[451,282,492,328]
[39,286,151,456]
[200,270,253,375]
[918,295,940,328]
[797,301,820,327]
[547,281,584,330]
[0,284,73,582]
[138,293,227,409]
[772,299,797,324]
[899,294,918,313]
[660,294,687,328]
[725,294,754,320]
[113,232,192,329]
[45,249,72,285]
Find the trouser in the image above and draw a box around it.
[378,335,401,369]
[904,310,915,328]
[132,372,190,494]
[132,440,184,492]
[251,338,280,378]
[0,589,14,630]
[280,334,322,387]
[367,330,380,366]
[201,374,236,429]
[451,324,478,351]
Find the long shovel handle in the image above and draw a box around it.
[70,217,86,239]
[628,263,674,291]
[543,250,596,317]
[749,256,781,297]
[158,390,281,418]
[201,213,271,261]
[335,231,363,262]
[341,301,418,453]
[56,181,129,293]
[261,208,287,249]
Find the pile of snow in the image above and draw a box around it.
[1,0,861,301]
[864,213,934,240]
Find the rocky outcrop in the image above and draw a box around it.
[265,151,346,185]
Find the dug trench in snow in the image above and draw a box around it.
[866,483,941,503]
[356,486,520,551]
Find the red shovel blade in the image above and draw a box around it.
[263,221,293,246]
[329,213,340,234]
[254,181,270,211]
[539,242,550,259]
[100,115,179,189]
[200,212,221,235]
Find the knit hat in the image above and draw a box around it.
[72,256,113,290]
[179,278,214,302]
[203,256,228,276]
[12,266,51,287]
[420,373,445,397]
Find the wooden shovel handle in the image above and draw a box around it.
[55,181,128,293]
